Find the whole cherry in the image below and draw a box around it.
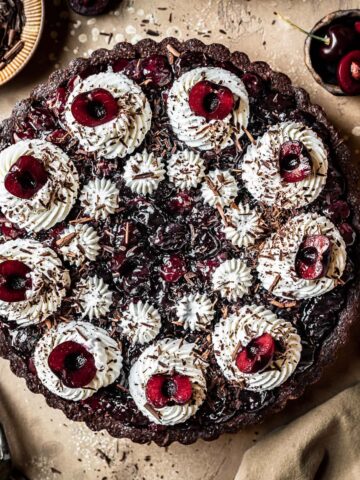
[318,24,357,62]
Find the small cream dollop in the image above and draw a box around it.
[167,149,205,190]
[123,151,165,195]
[222,202,264,247]
[201,169,238,208]
[212,258,253,302]
[73,275,113,320]
[57,223,101,266]
[79,177,120,220]
[175,293,215,331]
[118,301,161,345]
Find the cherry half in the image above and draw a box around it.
[236,333,276,374]
[188,80,234,121]
[146,373,193,408]
[48,340,97,388]
[0,260,32,302]
[71,88,119,127]
[337,50,360,95]
[279,140,313,183]
[295,235,332,280]
[4,155,48,199]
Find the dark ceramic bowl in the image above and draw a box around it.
[304,9,360,96]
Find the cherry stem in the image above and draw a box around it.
[274,12,330,45]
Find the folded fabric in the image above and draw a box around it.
[235,383,360,480]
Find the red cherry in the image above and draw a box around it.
[4,155,48,200]
[337,50,360,96]
[355,21,360,35]
[48,340,97,388]
[326,200,350,223]
[188,80,234,121]
[112,58,130,73]
[236,333,275,374]
[145,373,193,408]
[46,87,67,116]
[71,88,119,127]
[279,141,313,183]
[167,192,193,215]
[142,55,173,87]
[241,73,264,96]
[160,254,187,283]
[318,25,357,63]
[0,260,32,302]
[339,223,356,246]
[295,235,332,280]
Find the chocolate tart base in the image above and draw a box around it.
[0,38,359,446]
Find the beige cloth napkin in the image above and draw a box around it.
[235,383,360,480]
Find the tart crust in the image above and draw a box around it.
[0,38,359,446]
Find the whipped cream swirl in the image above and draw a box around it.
[118,301,161,345]
[0,140,79,232]
[129,338,207,425]
[223,202,264,247]
[213,304,302,391]
[34,320,123,401]
[201,169,238,208]
[123,151,165,195]
[257,213,347,299]
[64,72,152,159]
[175,293,215,331]
[167,67,249,150]
[58,223,101,266]
[73,275,113,320]
[212,258,253,302]
[0,240,70,326]
[242,122,328,209]
[80,178,120,221]
[167,149,205,190]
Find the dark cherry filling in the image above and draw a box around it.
[241,73,264,96]
[146,374,193,408]
[188,80,234,120]
[4,155,48,199]
[279,140,313,183]
[48,341,97,388]
[337,50,360,95]
[71,88,119,127]
[295,235,332,280]
[142,55,173,87]
[236,333,276,374]
[160,254,187,283]
[0,260,32,302]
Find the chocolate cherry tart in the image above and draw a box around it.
[0,38,359,446]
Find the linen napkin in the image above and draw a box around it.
[235,383,360,480]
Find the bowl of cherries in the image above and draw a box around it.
[303,9,360,96]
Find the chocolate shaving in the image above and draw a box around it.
[55,232,77,247]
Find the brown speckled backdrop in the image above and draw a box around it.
[0,1,360,479]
